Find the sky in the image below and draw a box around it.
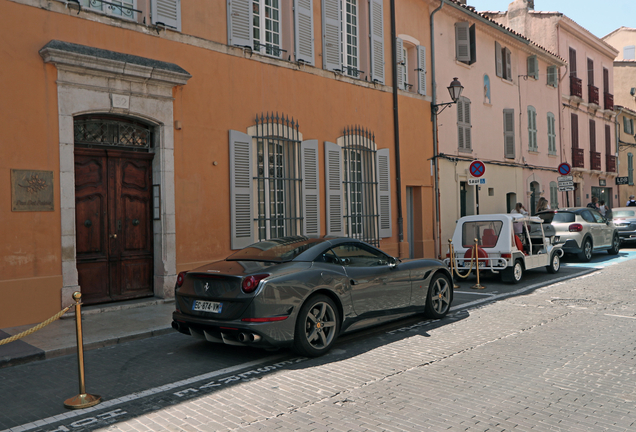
[469,0,635,39]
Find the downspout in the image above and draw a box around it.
[430,0,445,258]
[389,0,405,250]
[615,106,624,201]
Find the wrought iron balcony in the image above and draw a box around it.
[570,76,583,98]
[590,151,601,171]
[604,92,614,111]
[606,154,617,172]
[572,148,585,168]
[588,85,599,105]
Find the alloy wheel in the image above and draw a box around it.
[303,301,337,350]
[430,276,451,315]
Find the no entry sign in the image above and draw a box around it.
[558,162,571,176]
[469,160,485,178]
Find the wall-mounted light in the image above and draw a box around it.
[432,78,464,114]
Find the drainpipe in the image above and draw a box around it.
[430,0,445,258]
[389,0,404,250]
[615,106,624,202]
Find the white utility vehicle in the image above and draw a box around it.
[444,213,564,283]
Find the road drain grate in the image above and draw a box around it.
[551,298,595,306]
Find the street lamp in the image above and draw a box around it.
[432,77,464,114]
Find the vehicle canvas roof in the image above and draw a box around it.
[457,213,543,224]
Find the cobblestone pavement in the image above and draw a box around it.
[7,258,636,432]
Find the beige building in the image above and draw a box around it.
[603,27,636,112]
[614,106,636,205]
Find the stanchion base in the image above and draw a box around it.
[471,284,486,290]
[64,393,101,409]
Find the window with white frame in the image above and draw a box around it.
[252,0,281,56]
[457,96,472,152]
[342,0,359,77]
[527,106,537,152]
[229,114,320,249]
[547,112,556,155]
[396,38,427,95]
[80,0,136,20]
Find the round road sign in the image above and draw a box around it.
[469,160,486,178]
[558,162,571,175]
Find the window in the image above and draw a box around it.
[483,74,491,104]
[590,119,596,152]
[330,243,389,267]
[527,106,537,152]
[457,96,472,152]
[461,221,503,248]
[547,65,558,87]
[527,55,538,80]
[417,45,427,95]
[587,58,594,87]
[625,45,635,60]
[325,129,392,245]
[629,153,634,186]
[569,47,577,77]
[79,0,137,20]
[229,114,320,249]
[322,0,384,82]
[547,112,556,155]
[228,0,315,64]
[571,113,579,148]
[550,182,558,209]
[397,39,425,94]
[150,0,181,30]
[503,109,515,158]
[455,22,476,65]
[495,42,512,81]
[396,38,408,90]
[624,116,634,135]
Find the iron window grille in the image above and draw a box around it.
[74,116,152,151]
[77,0,140,19]
[254,113,303,241]
[342,126,380,246]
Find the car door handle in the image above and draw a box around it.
[350,279,358,285]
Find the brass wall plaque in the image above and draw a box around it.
[11,169,55,212]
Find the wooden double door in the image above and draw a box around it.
[75,148,154,305]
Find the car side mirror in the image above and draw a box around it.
[388,256,398,269]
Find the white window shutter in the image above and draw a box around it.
[229,130,254,249]
[301,139,320,237]
[396,38,404,90]
[417,45,427,96]
[457,100,465,150]
[376,149,392,238]
[455,22,470,62]
[464,99,472,150]
[227,0,252,47]
[527,56,537,79]
[294,0,315,66]
[504,109,515,158]
[505,48,512,80]
[151,0,181,31]
[322,0,341,72]
[547,65,557,87]
[369,0,385,84]
[495,42,503,78]
[325,141,344,237]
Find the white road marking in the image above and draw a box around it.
[2,354,287,432]
[605,314,636,320]
[453,291,496,296]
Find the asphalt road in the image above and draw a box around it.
[1,247,635,432]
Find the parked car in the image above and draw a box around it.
[537,208,620,262]
[609,207,636,243]
[172,236,453,357]
[444,214,563,284]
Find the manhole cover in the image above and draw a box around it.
[551,299,595,306]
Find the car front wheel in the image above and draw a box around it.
[293,294,340,357]
[425,273,452,319]
[546,252,560,274]
[577,238,593,262]
[608,234,620,255]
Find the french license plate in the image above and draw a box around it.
[192,300,223,313]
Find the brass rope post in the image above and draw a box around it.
[64,292,101,409]
[448,239,459,289]
[471,238,486,290]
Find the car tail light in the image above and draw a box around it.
[176,271,187,287]
[568,223,583,232]
[501,253,512,258]
[445,253,450,258]
[241,316,289,322]
[242,274,270,293]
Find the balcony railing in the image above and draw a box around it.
[588,85,599,105]
[591,151,601,170]
[572,148,585,168]
[604,92,614,111]
[570,76,583,98]
[606,155,617,172]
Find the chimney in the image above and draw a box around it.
[528,0,534,10]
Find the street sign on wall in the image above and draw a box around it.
[616,177,629,185]
[468,178,486,185]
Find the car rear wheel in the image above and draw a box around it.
[425,273,452,319]
[501,259,523,284]
[293,295,340,357]
[608,234,620,255]
[546,252,560,274]
[577,238,593,262]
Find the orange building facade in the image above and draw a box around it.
[0,0,438,327]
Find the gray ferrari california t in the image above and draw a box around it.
[172,236,453,357]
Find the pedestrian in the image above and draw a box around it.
[511,202,528,216]
[626,195,636,207]
[536,197,549,213]
[587,196,599,209]
[599,200,609,216]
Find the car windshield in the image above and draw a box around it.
[613,210,636,218]
[461,221,503,248]
[538,212,575,223]
[226,237,326,262]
